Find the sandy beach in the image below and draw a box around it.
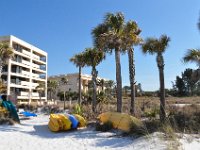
[0,114,199,150]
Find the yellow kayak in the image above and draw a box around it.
[48,114,71,132]
[98,112,142,132]
[73,114,87,127]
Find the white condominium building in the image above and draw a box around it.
[0,35,48,104]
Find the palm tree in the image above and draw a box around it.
[98,79,105,91]
[36,82,45,104]
[92,12,125,112]
[183,49,200,68]
[47,80,58,100]
[70,53,85,105]
[0,80,6,93]
[82,48,105,112]
[122,20,142,115]
[105,80,115,95]
[0,42,13,79]
[141,35,170,123]
[183,49,200,84]
[60,77,68,110]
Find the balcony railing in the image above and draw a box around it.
[32,82,39,87]
[32,54,40,60]
[32,92,39,97]
[32,63,40,69]
[32,73,39,78]
[22,49,31,57]
[20,91,29,96]
[21,70,30,77]
[22,59,31,66]
[21,81,30,86]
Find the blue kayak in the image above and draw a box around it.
[20,111,37,117]
[67,114,79,129]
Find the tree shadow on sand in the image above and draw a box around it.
[25,125,134,148]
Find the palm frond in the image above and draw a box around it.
[183,49,200,67]
[70,52,85,67]
[82,47,105,67]
[141,35,170,55]
[0,42,14,64]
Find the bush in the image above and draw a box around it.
[169,104,200,133]
[0,106,9,118]
[17,104,37,112]
[40,105,62,114]
[0,106,15,125]
[72,104,83,116]
[128,117,147,136]
[0,117,15,125]
[143,107,159,120]
[96,121,113,132]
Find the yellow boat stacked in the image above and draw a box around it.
[48,114,86,132]
[98,112,142,132]
[73,114,87,127]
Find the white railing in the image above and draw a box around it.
[21,70,30,77]
[21,81,30,86]
[22,59,31,66]
[32,92,39,97]
[20,91,29,96]
[22,49,31,57]
[32,63,40,69]
[32,54,40,60]
[32,73,39,78]
[32,82,39,87]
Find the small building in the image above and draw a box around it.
[48,73,107,100]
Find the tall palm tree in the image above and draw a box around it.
[82,48,105,112]
[36,82,45,103]
[60,77,68,109]
[47,80,58,100]
[0,42,13,79]
[183,49,200,83]
[70,53,85,105]
[122,20,142,115]
[142,35,170,123]
[98,79,105,91]
[92,12,125,112]
[183,49,200,68]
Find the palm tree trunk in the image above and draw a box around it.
[157,54,166,123]
[50,91,52,100]
[92,66,97,112]
[128,48,135,115]
[78,66,82,105]
[0,65,2,81]
[115,48,122,112]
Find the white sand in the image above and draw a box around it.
[0,114,199,150]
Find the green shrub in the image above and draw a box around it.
[72,104,83,116]
[0,106,14,125]
[129,118,147,136]
[40,105,61,114]
[0,106,9,118]
[143,119,160,134]
[144,107,159,120]
[169,105,200,133]
[0,117,15,125]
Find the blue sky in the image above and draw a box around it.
[0,0,200,91]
